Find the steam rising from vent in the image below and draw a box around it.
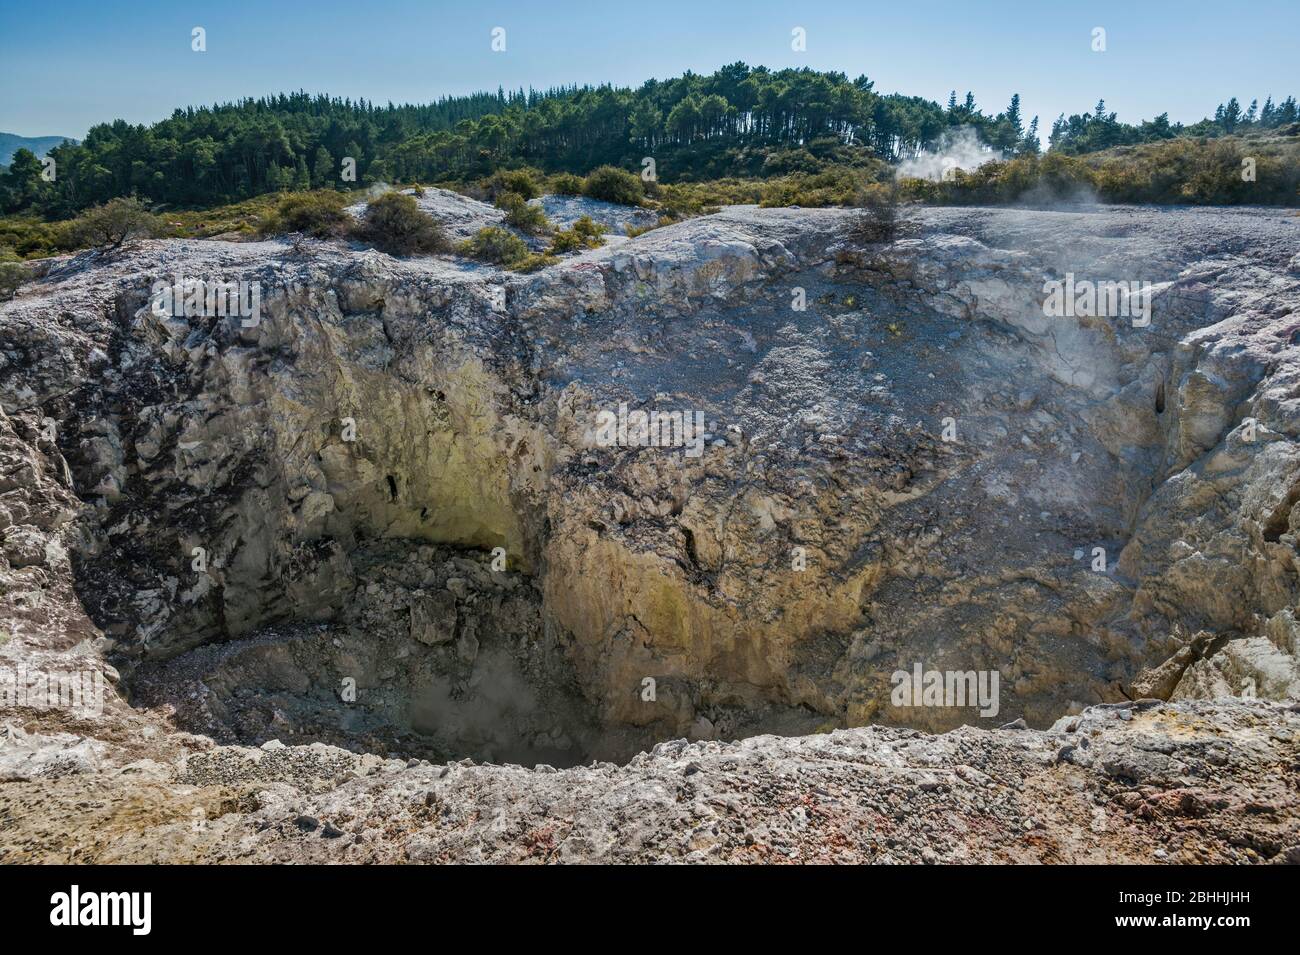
[895,127,998,181]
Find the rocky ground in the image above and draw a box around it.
[344,186,658,249]
[346,186,510,243]
[530,193,659,237]
[1,699,1294,863]
[0,196,1297,862]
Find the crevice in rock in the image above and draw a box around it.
[1262,484,1299,543]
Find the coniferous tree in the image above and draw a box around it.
[1006,94,1023,137]
[311,146,334,187]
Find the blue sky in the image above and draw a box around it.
[1,0,1294,139]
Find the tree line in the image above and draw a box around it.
[1050,95,1298,154]
[2,62,1295,218]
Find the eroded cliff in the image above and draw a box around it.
[0,199,1297,861]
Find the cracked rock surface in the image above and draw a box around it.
[1,699,1295,863]
[0,199,1297,862]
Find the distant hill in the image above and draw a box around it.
[0,132,77,167]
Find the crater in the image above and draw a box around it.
[17,204,1295,771]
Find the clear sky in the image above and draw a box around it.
[1,0,1294,139]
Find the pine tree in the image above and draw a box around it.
[265,161,286,192]
[1049,113,1066,147]
[311,146,333,187]
[0,148,46,211]
[1220,97,1241,132]
[1019,115,1040,155]
[1006,94,1023,137]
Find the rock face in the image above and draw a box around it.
[0,199,1297,862]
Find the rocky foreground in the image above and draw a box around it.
[0,699,1295,863]
[0,195,1297,862]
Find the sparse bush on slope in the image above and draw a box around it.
[356,192,448,255]
[548,215,604,253]
[487,169,543,201]
[66,197,160,249]
[0,259,27,300]
[264,191,352,237]
[459,226,529,265]
[582,166,644,206]
[496,191,552,234]
[850,183,903,243]
[550,173,585,196]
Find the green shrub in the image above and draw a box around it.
[1036,152,1098,199]
[624,218,672,238]
[654,178,762,218]
[761,148,823,176]
[264,191,351,237]
[496,191,552,234]
[488,169,542,201]
[459,226,529,265]
[582,166,644,206]
[550,173,585,196]
[571,215,604,242]
[0,260,27,300]
[548,215,605,254]
[759,167,885,208]
[0,217,64,258]
[895,177,940,203]
[355,192,448,255]
[549,230,583,254]
[513,252,560,272]
[66,197,160,249]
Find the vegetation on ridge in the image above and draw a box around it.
[0,63,1295,267]
[1,63,1294,220]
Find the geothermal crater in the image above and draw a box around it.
[1,198,1298,860]
[13,203,1300,757]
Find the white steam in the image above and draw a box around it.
[895,127,999,182]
